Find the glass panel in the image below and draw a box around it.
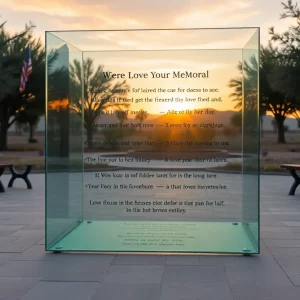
[45,32,83,249]
[46,28,259,254]
[50,28,258,51]
[242,29,260,252]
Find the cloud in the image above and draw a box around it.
[50,27,256,52]
[175,0,260,27]
[0,0,259,30]
[0,0,290,47]
[1,0,81,17]
[86,56,230,70]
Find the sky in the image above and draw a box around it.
[0,0,296,114]
[0,0,296,45]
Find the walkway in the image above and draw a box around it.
[0,173,299,300]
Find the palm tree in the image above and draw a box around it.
[228,56,258,111]
[228,55,259,137]
[69,58,130,147]
[228,72,242,110]
[135,109,148,130]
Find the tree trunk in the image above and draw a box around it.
[29,123,34,141]
[86,125,94,149]
[276,118,286,144]
[260,115,264,138]
[0,105,9,150]
[0,123,8,150]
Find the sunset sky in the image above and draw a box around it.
[0,0,295,45]
[1,0,295,114]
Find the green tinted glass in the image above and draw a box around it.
[45,28,260,254]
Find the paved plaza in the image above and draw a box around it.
[0,173,299,299]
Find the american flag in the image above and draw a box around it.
[19,45,32,93]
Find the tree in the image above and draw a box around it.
[228,55,259,136]
[69,58,130,147]
[228,57,258,111]
[230,111,242,131]
[135,109,148,130]
[260,105,267,138]
[0,21,44,150]
[271,117,290,133]
[269,1,300,140]
[293,110,300,125]
[228,77,242,110]
[271,118,277,133]
[229,46,298,143]
[116,110,128,125]
[16,108,40,142]
[0,21,34,101]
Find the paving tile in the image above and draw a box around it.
[0,243,34,253]
[283,271,300,286]
[225,264,293,287]
[0,259,112,282]
[267,247,300,256]
[0,230,19,237]
[198,256,224,266]
[91,283,161,300]
[290,227,300,233]
[0,261,57,277]
[42,255,114,281]
[163,266,227,283]
[20,281,99,300]
[24,224,45,230]
[0,236,19,242]
[260,226,293,233]
[47,253,115,266]
[263,239,300,247]
[261,232,300,239]
[0,207,43,213]
[35,238,45,245]
[282,221,300,227]
[274,255,300,267]
[166,255,199,266]
[258,242,274,256]
[11,230,44,238]
[0,219,37,225]
[260,220,285,226]
[0,253,16,264]
[0,277,40,300]
[104,265,164,284]
[113,254,166,265]
[0,233,42,253]
[231,286,300,300]
[161,282,233,300]
[0,225,26,231]
[13,245,53,261]
[221,254,277,268]
[273,256,300,286]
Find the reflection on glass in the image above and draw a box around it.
[45,34,83,249]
